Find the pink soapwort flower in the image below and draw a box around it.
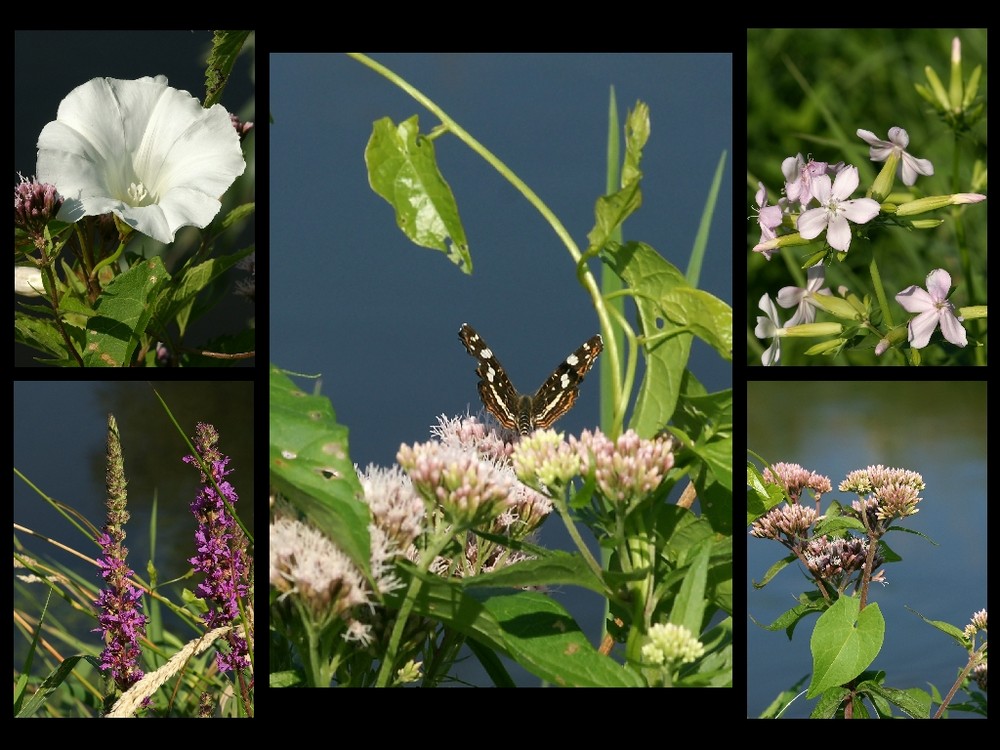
[797,166,880,253]
[777,264,831,327]
[857,126,934,186]
[895,268,968,349]
[782,153,845,209]
[753,181,783,244]
[754,293,784,366]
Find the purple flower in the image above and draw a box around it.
[752,182,783,246]
[184,423,252,673]
[93,414,149,703]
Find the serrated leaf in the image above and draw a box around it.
[365,116,471,273]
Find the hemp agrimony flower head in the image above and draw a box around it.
[963,608,987,641]
[641,623,705,667]
[749,503,819,541]
[93,414,149,701]
[512,429,584,493]
[395,419,552,577]
[358,463,426,555]
[570,428,675,511]
[14,173,63,241]
[803,535,885,588]
[763,462,832,507]
[183,423,251,673]
[396,439,518,529]
[269,514,374,645]
[430,412,515,466]
[839,464,925,524]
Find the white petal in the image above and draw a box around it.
[826,215,852,252]
[938,312,968,347]
[896,285,934,314]
[797,207,829,240]
[842,197,881,225]
[831,166,860,200]
[925,268,952,301]
[907,310,939,349]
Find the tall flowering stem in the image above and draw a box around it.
[183,423,253,680]
[93,414,148,703]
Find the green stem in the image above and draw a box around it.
[347,53,622,432]
[91,239,127,281]
[374,531,454,687]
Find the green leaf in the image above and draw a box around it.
[82,257,170,366]
[904,606,971,648]
[858,679,931,718]
[269,365,370,580]
[670,538,709,636]
[807,596,884,698]
[397,567,643,686]
[159,245,254,336]
[603,241,732,436]
[586,101,649,253]
[477,589,645,687]
[204,30,252,108]
[460,550,609,596]
[365,116,472,273]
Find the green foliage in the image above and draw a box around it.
[365,116,472,274]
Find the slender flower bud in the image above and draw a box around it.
[93,414,149,703]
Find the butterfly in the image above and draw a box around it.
[458,323,603,435]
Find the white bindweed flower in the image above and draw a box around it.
[36,76,246,244]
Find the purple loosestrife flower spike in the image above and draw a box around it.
[183,423,252,673]
[93,414,149,701]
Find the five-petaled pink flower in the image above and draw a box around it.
[796,166,880,253]
[895,268,967,349]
